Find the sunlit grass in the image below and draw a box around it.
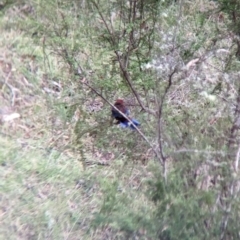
[0,134,155,239]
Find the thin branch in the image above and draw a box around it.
[158,67,178,160]
[235,143,240,172]
[157,67,178,179]
[227,86,240,148]
[114,50,156,116]
[91,0,115,45]
[91,0,156,117]
[173,148,232,156]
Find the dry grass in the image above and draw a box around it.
[0,20,155,240]
[0,5,158,240]
[0,135,154,239]
[2,1,239,239]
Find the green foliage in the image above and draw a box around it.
[1,0,240,239]
[92,178,158,239]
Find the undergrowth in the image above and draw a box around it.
[1,0,240,239]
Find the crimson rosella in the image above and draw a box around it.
[112,99,140,129]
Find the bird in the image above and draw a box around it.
[111,99,140,129]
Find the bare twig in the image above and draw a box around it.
[173,148,232,156]
[114,50,156,116]
[157,67,178,173]
[91,0,156,117]
[235,143,240,172]
[227,86,240,148]
[90,0,115,45]
[219,86,240,239]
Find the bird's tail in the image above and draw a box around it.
[128,119,140,129]
[119,119,140,129]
